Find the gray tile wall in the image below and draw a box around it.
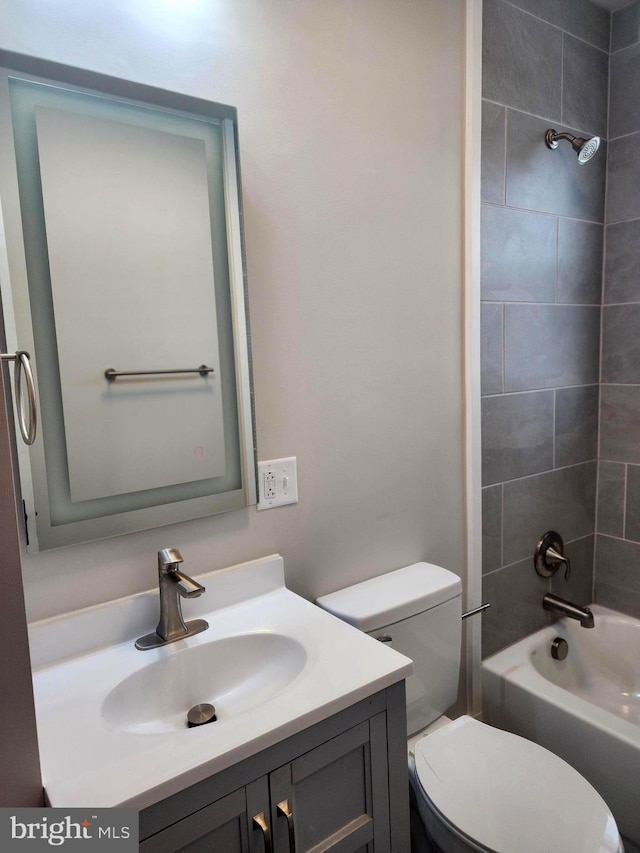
[596,0,640,620]
[481,0,608,657]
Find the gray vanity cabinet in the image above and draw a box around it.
[139,785,256,852]
[268,717,384,852]
[139,684,409,853]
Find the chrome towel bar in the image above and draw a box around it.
[105,364,214,381]
[0,350,37,445]
[462,602,491,620]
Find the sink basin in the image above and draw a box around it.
[30,554,412,808]
[102,632,306,734]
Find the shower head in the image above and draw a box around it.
[545,129,600,164]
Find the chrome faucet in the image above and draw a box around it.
[135,548,209,649]
[542,593,594,629]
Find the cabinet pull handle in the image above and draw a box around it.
[277,799,296,853]
[0,350,37,445]
[252,812,271,853]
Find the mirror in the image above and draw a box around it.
[0,52,256,552]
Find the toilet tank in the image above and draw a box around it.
[316,562,462,737]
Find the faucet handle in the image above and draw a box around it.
[158,547,183,568]
[545,545,571,581]
[534,531,570,581]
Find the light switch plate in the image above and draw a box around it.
[257,457,298,510]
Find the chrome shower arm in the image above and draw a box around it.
[546,130,575,146]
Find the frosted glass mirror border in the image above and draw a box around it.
[0,52,256,552]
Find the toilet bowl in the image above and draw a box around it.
[409,716,623,853]
[317,562,624,853]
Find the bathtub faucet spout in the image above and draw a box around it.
[542,594,594,628]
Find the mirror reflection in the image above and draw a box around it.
[0,57,256,552]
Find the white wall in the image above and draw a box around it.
[1,0,468,665]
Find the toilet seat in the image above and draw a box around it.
[411,716,622,853]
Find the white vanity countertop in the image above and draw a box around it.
[29,554,412,809]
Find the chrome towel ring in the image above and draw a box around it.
[0,350,37,445]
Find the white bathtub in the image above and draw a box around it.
[482,605,640,847]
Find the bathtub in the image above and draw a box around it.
[482,605,640,847]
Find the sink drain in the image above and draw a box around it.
[187,703,217,728]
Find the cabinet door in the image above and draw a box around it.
[140,780,272,853]
[269,715,390,853]
[0,316,42,806]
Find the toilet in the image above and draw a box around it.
[316,562,624,853]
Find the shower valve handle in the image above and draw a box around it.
[534,531,570,581]
[545,545,571,581]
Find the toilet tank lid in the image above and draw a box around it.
[315,562,462,632]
